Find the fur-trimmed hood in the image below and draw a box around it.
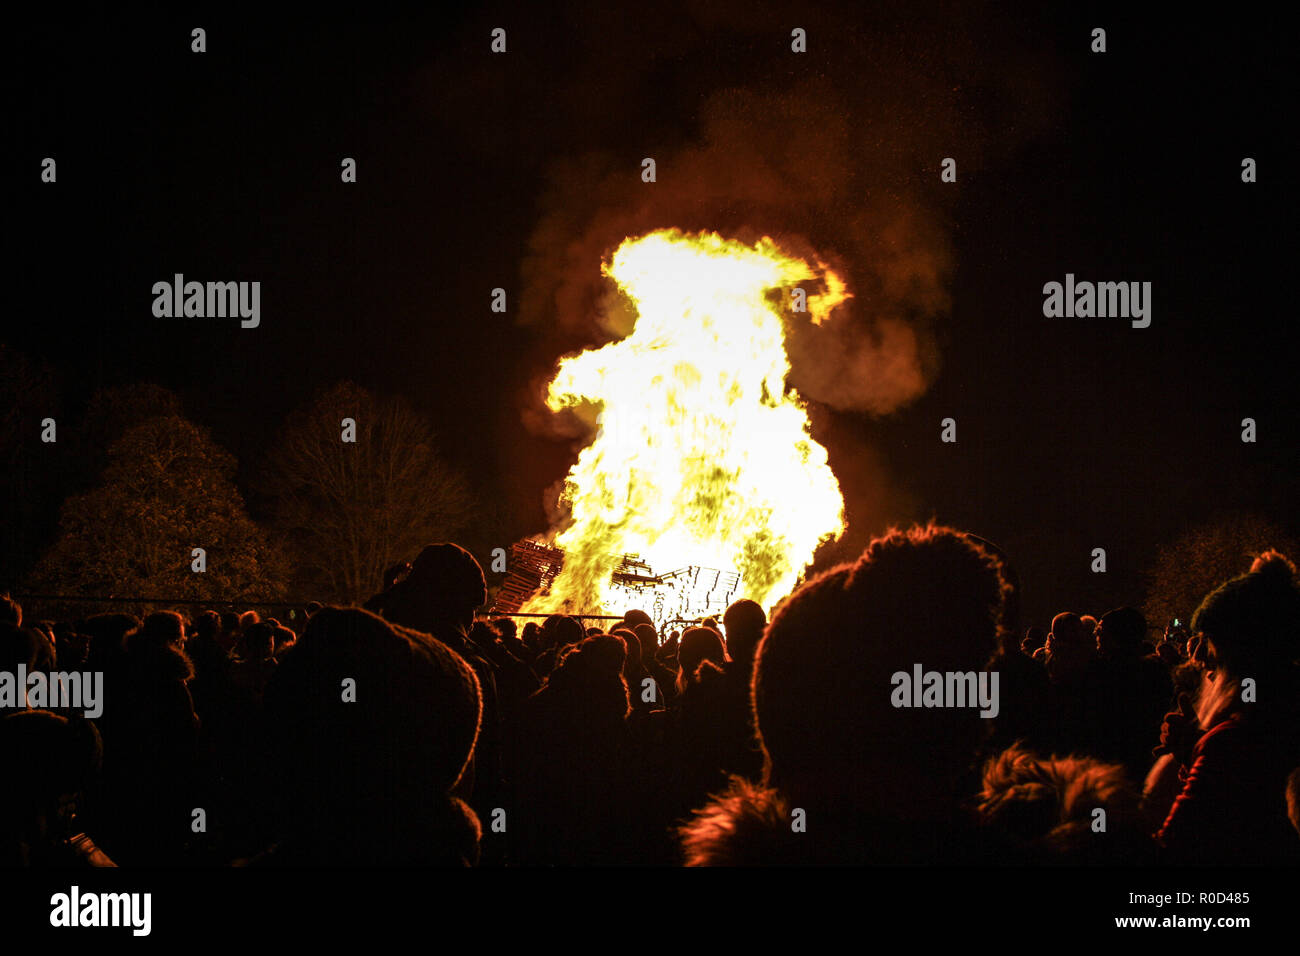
[679,777,1001,865]
[679,778,800,866]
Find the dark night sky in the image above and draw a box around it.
[9,4,1294,627]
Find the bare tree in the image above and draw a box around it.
[259,382,474,603]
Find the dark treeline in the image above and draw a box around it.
[3,526,1298,866]
[0,370,484,611]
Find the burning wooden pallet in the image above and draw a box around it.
[490,539,741,623]
[490,540,565,614]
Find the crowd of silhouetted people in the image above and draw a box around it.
[3,525,1299,866]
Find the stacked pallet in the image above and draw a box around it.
[490,540,565,614]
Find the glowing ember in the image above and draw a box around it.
[522,228,848,620]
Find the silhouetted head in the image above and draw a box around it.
[545,633,630,723]
[583,632,627,673]
[753,524,1011,813]
[418,543,485,601]
[1020,625,1047,656]
[1045,612,1092,678]
[1096,607,1147,658]
[124,611,193,680]
[612,627,642,671]
[194,610,220,641]
[633,623,659,659]
[80,613,138,669]
[241,622,275,660]
[1193,550,1300,677]
[467,619,500,645]
[975,744,1147,863]
[50,625,88,670]
[378,543,488,633]
[130,611,186,652]
[0,623,46,671]
[264,607,482,858]
[677,626,727,693]
[541,614,585,650]
[623,609,654,632]
[723,599,766,665]
[1049,612,1082,644]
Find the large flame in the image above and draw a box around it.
[523,228,848,620]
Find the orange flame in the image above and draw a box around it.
[523,228,848,620]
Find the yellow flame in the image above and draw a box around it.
[523,228,848,619]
